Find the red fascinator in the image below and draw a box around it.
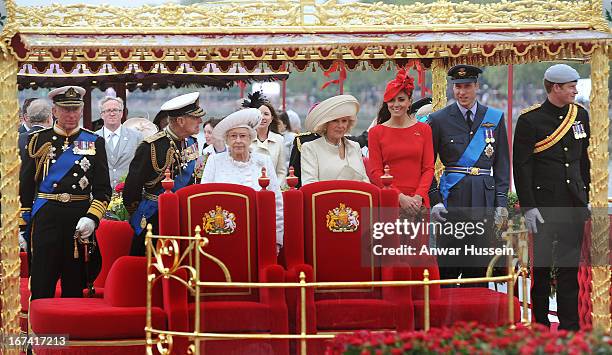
[383,68,415,102]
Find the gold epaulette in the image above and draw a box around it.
[295,131,314,152]
[28,127,52,135]
[144,130,166,143]
[574,102,587,110]
[520,104,541,116]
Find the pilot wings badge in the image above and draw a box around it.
[203,206,236,235]
[326,203,359,232]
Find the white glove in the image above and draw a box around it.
[76,217,96,239]
[430,203,448,223]
[18,231,27,250]
[524,208,544,234]
[494,207,509,226]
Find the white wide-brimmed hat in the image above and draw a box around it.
[123,117,159,139]
[212,108,262,141]
[305,95,359,135]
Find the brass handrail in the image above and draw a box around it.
[145,220,528,355]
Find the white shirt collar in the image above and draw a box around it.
[456,101,477,120]
[105,124,122,139]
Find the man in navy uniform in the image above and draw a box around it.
[513,64,589,331]
[123,92,204,256]
[20,86,111,300]
[429,65,510,285]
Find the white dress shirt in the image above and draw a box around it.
[103,125,122,150]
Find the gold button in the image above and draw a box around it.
[73,172,78,177]
[563,147,568,151]
[52,183,58,188]
[51,159,56,164]
[565,163,569,167]
[566,179,570,183]
[450,139,454,143]
[72,185,76,189]
[470,131,473,135]
[536,186,541,190]
[52,136,57,140]
[559,116,563,119]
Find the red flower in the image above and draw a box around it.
[114,182,125,193]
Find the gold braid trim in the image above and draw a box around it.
[145,142,176,188]
[27,134,52,180]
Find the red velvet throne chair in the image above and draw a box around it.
[158,182,289,355]
[29,255,166,355]
[20,219,134,335]
[283,179,413,354]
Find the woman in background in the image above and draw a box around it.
[242,92,287,186]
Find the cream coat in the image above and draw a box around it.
[252,131,287,186]
[300,136,369,185]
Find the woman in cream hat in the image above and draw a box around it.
[242,91,287,186]
[300,95,369,185]
[201,108,284,252]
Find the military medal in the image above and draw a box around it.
[78,176,89,190]
[572,121,586,139]
[73,141,96,155]
[485,143,494,158]
[484,128,495,143]
[140,216,147,229]
[62,137,70,151]
[79,157,91,172]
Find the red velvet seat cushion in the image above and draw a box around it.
[94,220,134,289]
[188,301,272,332]
[315,299,400,330]
[413,288,520,329]
[30,298,167,340]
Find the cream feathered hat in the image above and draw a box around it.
[304,95,360,135]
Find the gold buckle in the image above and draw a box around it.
[469,167,480,176]
[57,193,71,203]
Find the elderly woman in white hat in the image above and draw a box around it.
[300,95,369,185]
[201,108,284,251]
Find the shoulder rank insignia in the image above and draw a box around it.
[144,130,166,143]
[326,203,360,233]
[203,206,236,235]
[520,103,541,116]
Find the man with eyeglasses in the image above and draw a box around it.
[95,96,143,189]
[123,92,204,256]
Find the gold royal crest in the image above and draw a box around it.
[203,206,236,235]
[326,203,360,233]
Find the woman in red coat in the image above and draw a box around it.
[368,69,435,217]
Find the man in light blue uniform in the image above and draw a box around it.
[428,65,510,286]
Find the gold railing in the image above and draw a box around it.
[145,220,529,354]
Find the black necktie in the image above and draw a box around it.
[466,110,473,129]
